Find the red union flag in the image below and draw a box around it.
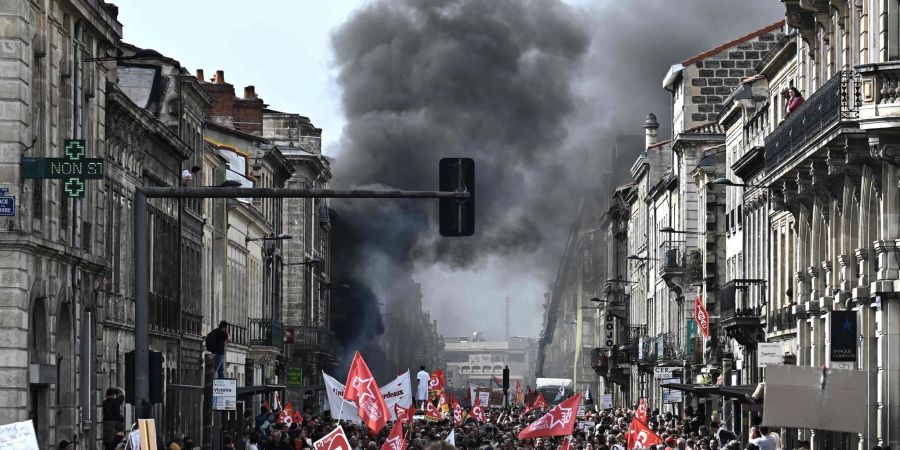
[380,420,406,450]
[314,426,351,450]
[532,392,548,410]
[635,398,647,424]
[694,295,710,337]
[428,369,445,399]
[626,418,663,449]
[424,401,442,422]
[394,403,413,425]
[471,399,486,423]
[342,352,389,433]
[452,401,465,426]
[517,394,581,440]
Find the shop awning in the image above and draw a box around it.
[237,384,286,398]
[663,383,711,395]
[700,384,762,403]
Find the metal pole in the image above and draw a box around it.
[134,189,150,418]
[139,187,470,199]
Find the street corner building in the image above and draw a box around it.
[0,1,341,449]
[539,3,900,449]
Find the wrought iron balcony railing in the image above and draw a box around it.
[226,322,248,346]
[289,325,341,356]
[181,311,203,337]
[764,70,861,170]
[767,305,797,332]
[658,240,686,276]
[249,318,284,349]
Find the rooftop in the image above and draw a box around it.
[681,20,784,66]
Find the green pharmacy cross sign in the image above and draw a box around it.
[20,139,104,198]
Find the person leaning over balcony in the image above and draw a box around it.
[205,321,230,378]
[786,87,805,114]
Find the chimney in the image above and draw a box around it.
[214,70,225,84]
[196,69,204,82]
[644,113,659,149]
[243,85,256,99]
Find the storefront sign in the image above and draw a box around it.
[286,368,302,387]
[757,342,783,366]
[829,310,857,364]
[600,310,617,349]
[654,366,682,379]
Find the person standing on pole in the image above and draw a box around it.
[416,366,429,410]
[205,321,230,378]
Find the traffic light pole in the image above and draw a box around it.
[132,186,470,417]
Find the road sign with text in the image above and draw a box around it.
[20,140,104,198]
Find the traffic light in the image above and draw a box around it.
[438,158,475,236]
[502,366,510,390]
[125,350,164,404]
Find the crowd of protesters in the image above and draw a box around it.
[217,401,815,450]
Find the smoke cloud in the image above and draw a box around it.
[327,0,784,366]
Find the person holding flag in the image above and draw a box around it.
[532,392,549,410]
[380,421,405,450]
[625,415,664,449]
[470,398,486,423]
[342,351,390,433]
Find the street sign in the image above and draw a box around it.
[0,188,14,216]
[212,379,237,411]
[19,139,104,198]
[286,368,302,387]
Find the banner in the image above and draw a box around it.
[0,421,38,450]
[626,418,663,449]
[428,369,445,399]
[694,295,709,337]
[381,421,406,450]
[323,371,413,423]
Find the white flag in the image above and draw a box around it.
[554,384,565,402]
[444,429,455,447]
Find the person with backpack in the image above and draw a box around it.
[206,321,230,378]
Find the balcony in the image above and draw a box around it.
[719,281,764,347]
[767,305,797,333]
[764,70,860,170]
[288,325,341,356]
[658,240,686,277]
[181,311,203,337]
[226,322,248,346]
[249,318,284,349]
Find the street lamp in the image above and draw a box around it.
[282,258,323,268]
[246,233,294,243]
[708,177,766,189]
[626,254,657,261]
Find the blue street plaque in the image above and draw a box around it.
[0,188,15,216]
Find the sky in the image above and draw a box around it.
[114,0,784,342]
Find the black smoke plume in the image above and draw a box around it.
[327,0,784,375]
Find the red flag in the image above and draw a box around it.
[470,399,487,423]
[437,391,448,413]
[263,400,271,411]
[452,400,465,426]
[635,398,647,424]
[694,295,710,337]
[342,352,389,433]
[626,418,664,449]
[428,369,445,399]
[559,437,571,450]
[313,426,351,450]
[424,401,442,422]
[380,420,406,450]
[532,392,548,410]
[278,401,302,426]
[394,403,412,425]
[517,394,581,440]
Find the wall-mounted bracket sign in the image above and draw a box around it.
[20,139,104,198]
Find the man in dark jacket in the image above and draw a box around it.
[102,387,125,450]
[206,321,229,378]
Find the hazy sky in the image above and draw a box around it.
[115,0,783,341]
